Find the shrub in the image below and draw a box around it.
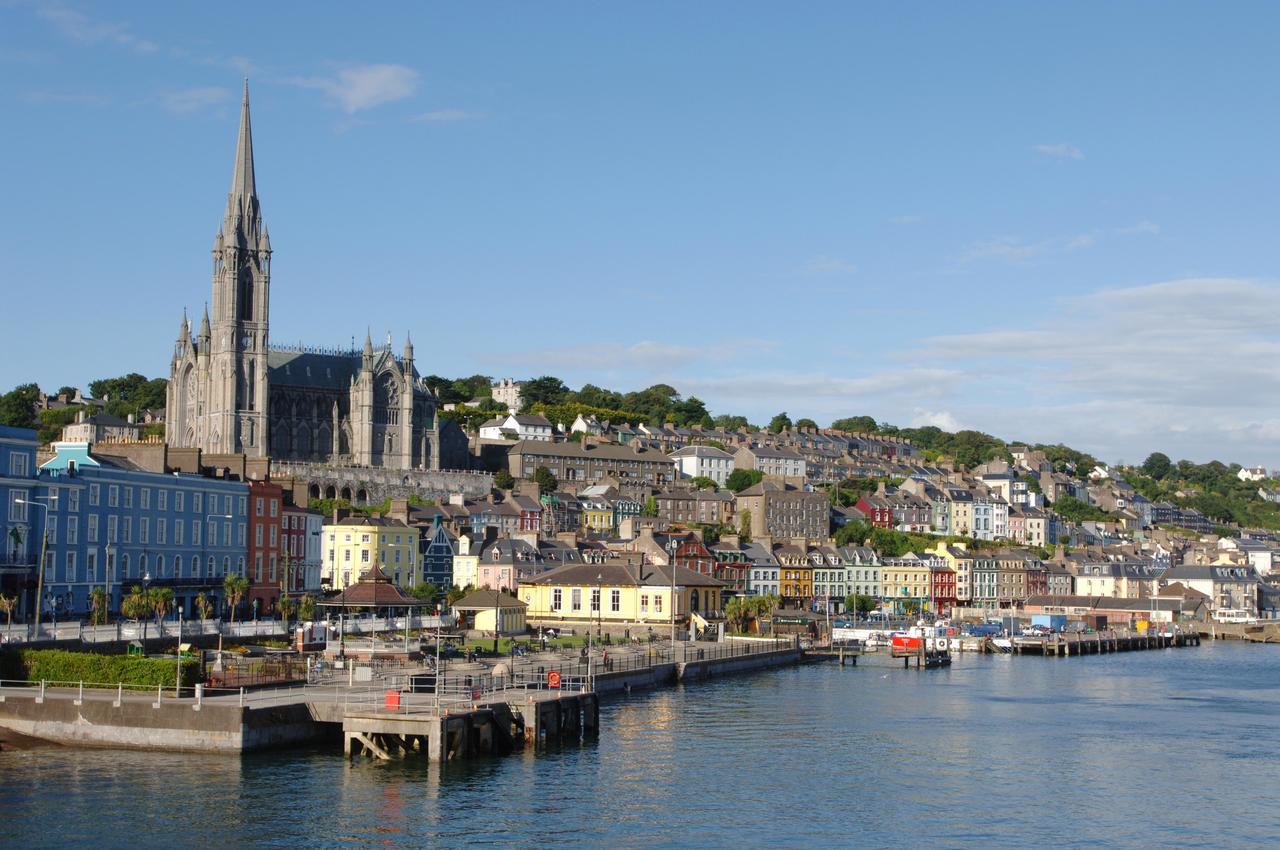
[1,649,199,688]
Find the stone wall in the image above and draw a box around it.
[271,461,493,505]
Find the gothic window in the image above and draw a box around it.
[374,373,399,426]
[295,424,312,457]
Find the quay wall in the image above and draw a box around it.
[0,691,328,752]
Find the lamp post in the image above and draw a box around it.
[667,538,679,651]
[16,495,56,641]
[141,569,152,654]
[596,572,603,638]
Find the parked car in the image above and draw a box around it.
[1025,625,1054,637]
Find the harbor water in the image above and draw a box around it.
[0,641,1275,849]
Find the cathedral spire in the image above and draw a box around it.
[225,79,262,247]
[199,305,211,342]
[403,331,414,361]
[178,310,190,345]
[363,329,374,358]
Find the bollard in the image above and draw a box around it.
[77,680,83,705]
[39,679,45,703]
[157,683,163,704]
[195,683,203,710]
[239,686,245,707]
[117,682,123,706]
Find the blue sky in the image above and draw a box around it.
[3,2,1279,466]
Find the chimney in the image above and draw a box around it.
[448,492,465,507]
[127,413,135,424]
[556,531,578,548]
[484,525,500,546]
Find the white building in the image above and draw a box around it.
[478,413,554,442]
[734,445,806,480]
[1237,465,1269,482]
[669,445,736,487]
[491,378,525,413]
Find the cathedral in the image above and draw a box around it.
[165,83,443,471]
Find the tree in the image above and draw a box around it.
[768,412,792,433]
[642,496,660,517]
[690,476,718,491]
[148,587,174,627]
[725,469,764,492]
[521,376,570,407]
[0,593,16,633]
[1142,452,1173,480]
[122,585,151,649]
[223,574,249,626]
[493,469,515,489]
[670,396,713,428]
[410,582,439,602]
[278,596,296,626]
[89,373,167,419]
[8,526,23,558]
[0,383,40,428]
[835,519,872,547]
[713,414,750,432]
[532,465,558,495]
[795,418,818,431]
[298,593,317,622]
[195,593,213,621]
[446,584,472,606]
[831,416,877,433]
[737,509,752,543]
[89,587,108,626]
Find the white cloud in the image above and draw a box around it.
[914,277,1280,463]
[799,255,857,276]
[1118,220,1161,236]
[38,6,158,54]
[160,86,233,115]
[412,109,484,123]
[292,64,419,113]
[910,408,962,431]
[1032,143,1083,160]
[889,214,923,225]
[958,231,1098,265]
[1066,232,1097,250]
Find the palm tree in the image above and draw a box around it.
[278,596,296,629]
[148,587,174,634]
[89,587,108,627]
[223,574,249,628]
[195,593,213,622]
[122,585,151,651]
[298,593,316,623]
[0,593,17,637]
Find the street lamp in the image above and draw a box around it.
[15,495,56,640]
[597,572,603,638]
[667,538,679,650]
[141,569,152,654]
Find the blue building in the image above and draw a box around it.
[37,442,250,620]
[1,425,41,624]
[420,516,457,592]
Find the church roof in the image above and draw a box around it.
[267,349,361,390]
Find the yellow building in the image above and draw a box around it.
[580,502,615,535]
[773,543,814,605]
[518,560,724,627]
[323,515,418,591]
[452,589,528,636]
[882,559,932,613]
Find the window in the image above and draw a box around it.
[46,515,58,544]
[255,525,263,547]
[68,488,80,512]
[361,550,370,563]
[89,484,101,507]
[140,517,150,544]
[67,516,78,545]
[108,485,119,508]
[641,594,649,613]
[86,550,98,583]
[157,518,167,544]
[238,496,247,517]
[344,550,351,562]
[9,452,28,477]
[611,589,621,612]
[269,499,278,518]
[254,553,263,581]
[121,553,131,579]
[175,491,184,512]
[269,526,277,548]
[553,588,563,610]
[65,551,77,582]
[7,491,26,522]
[237,523,245,546]
[256,497,264,517]
[654,595,663,613]
[193,492,202,513]
[270,555,277,582]
[222,523,230,547]
[124,487,133,508]
[174,519,183,546]
[158,490,167,511]
[571,588,582,611]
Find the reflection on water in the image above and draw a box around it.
[1,642,1278,849]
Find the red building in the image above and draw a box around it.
[930,565,957,616]
[280,502,317,601]
[855,494,895,529]
[247,481,285,616]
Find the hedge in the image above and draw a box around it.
[0,649,200,689]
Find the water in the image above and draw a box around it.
[1,642,1276,849]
